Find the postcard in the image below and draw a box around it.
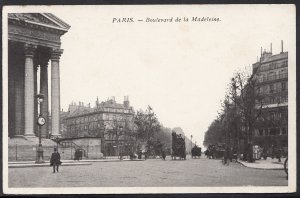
[2,4,296,194]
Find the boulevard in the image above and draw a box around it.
[9,157,287,187]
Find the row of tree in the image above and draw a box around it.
[203,68,265,162]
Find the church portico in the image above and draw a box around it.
[8,13,70,139]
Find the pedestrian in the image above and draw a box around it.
[162,150,166,160]
[50,147,62,173]
[276,147,282,162]
[137,150,142,159]
[223,146,229,165]
[74,149,80,161]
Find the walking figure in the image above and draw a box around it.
[74,149,80,161]
[162,150,166,160]
[50,147,62,173]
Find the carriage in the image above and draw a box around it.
[191,145,202,158]
[171,131,186,160]
[205,143,225,159]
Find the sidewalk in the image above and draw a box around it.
[237,158,285,170]
[8,158,145,168]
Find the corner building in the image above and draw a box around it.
[8,13,70,138]
[63,97,136,156]
[252,45,288,154]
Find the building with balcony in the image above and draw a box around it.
[252,42,288,154]
[61,96,136,157]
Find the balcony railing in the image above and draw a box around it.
[258,73,287,83]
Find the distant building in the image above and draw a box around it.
[61,96,136,156]
[252,42,288,153]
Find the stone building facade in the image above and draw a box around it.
[8,13,70,138]
[62,97,136,156]
[252,42,288,153]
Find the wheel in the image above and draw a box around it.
[284,158,288,175]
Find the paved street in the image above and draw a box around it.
[9,157,287,187]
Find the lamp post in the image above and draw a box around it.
[36,93,45,163]
[190,134,193,156]
[101,124,106,158]
[117,125,123,160]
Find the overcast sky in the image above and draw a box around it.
[18,5,294,147]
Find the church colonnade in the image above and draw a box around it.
[8,41,63,138]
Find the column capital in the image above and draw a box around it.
[51,48,64,61]
[24,43,37,57]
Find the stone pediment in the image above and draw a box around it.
[8,13,70,32]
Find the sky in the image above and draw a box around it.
[29,5,294,147]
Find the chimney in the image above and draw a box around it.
[270,43,272,54]
[124,96,129,107]
[261,47,262,56]
[281,40,284,53]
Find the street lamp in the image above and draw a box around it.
[117,125,123,160]
[190,135,193,155]
[36,93,45,163]
[101,124,106,158]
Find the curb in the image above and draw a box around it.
[236,160,284,170]
[9,162,92,168]
[8,159,145,168]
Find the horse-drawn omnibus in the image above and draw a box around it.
[171,131,186,160]
[191,145,202,158]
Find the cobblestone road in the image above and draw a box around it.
[9,157,287,187]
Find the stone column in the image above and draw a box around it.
[51,49,63,136]
[40,59,49,138]
[14,51,25,137]
[34,64,38,136]
[24,44,37,137]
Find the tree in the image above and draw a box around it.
[134,106,161,153]
[203,116,225,147]
[228,70,264,162]
[204,67,265,162]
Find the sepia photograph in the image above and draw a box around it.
[2,4,296,194]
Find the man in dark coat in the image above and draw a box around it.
[74,149,80,161]
[50,147,61,173]
[162,150,166,160]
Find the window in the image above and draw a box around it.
[279,69,287,79]
[269,97,275,104]
[281,128,287,135]
[270,63,275,70]
[269,84,274,93]
[281,82,287,91]
[270,128,280,136]
[263,85,268,94]
[259,129,264,136]
[268,72,275,81]
[264,129,269,136]
[257,87,261,95]
[282,95,288,103]
[270,112,275,120]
